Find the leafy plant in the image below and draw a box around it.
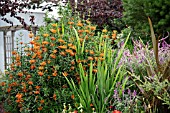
[65,33,131,112]
[126,18,170,113]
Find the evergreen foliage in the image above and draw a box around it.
[123,0,170,40]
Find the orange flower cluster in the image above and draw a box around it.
[16,93,23,103]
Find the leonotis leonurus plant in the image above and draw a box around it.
[0,10,115,112]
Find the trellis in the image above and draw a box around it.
[0,25,39,69]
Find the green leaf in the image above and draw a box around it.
[148,17,159,67]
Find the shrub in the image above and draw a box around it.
[122,0,170,42]
[71,0,125,32]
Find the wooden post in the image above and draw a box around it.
[11,30,15,51]
[3,31,7,70]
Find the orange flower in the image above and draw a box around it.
[100,53,104,57]
[71,94,75,99]
[12,51,17,55]
[50,29,57,33]
[50,43,55,47]
[51,23,57,27]
[60,51,66,56]
[102,29,108,33]
[16,99,23,103]
[62,72,68,77]
[58,38,65,43]
[39,66,44,70]
[79,38,84,43]
[99,57,105,61]
[16,62,21,66]
[93,63,97,67]
[7,87,11,93]
[68,43,73,47]
[30,40,35,45]
[90,103,94,107]
[43,33,49,37]
[42,41,49,45]
[77,59,81,63]
[22,88,27,93]
[40,100,45,104]
[58,28,61,31]
[30,65,35,70]
[77,21,83,27]
[103,35,108,38]
[52,71,57,76]
[53,50,57,53]
[112,110,122,113]
[88,57,94,61]
[16,93,23,99]
[50,37,56,41]
[0,82,6,86]
[50,54,56,59]
[70,66,75,70]
[32,54,37,59]
[38,55,43,60]
[37,50,42,56]
[42,47,48,52]
[89,50,94,55]
[92,69,98,73]
[78,30,83,33]
[35,86,41,90]
[29,59,36,64]
[27,75,31,78]
[48,76,51,80]
[12,82,18,86]
[28,81,33,85]
[69,52,75,56]
[35,36,40,40]
[53,94,57,100]
[58,45,67,49]
[71,60,75,65]
[90,26,96,31]
[84,29,90,33]
[18,72,23,77]
[112,31,117,39]
[90,32,95,36]
[70,45,76,50]
[29,31,34,38]
[38,106,43,111]
[15,55,21,61]
[34,91,40,94]
[40,61,46,66]
[38,71,43,76]
[68,21,74,25]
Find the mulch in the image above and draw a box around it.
[0,102,4,113]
